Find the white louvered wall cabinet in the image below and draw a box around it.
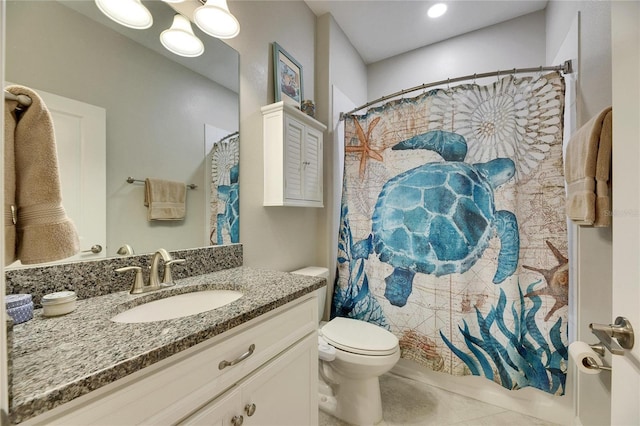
[262,101,327,207]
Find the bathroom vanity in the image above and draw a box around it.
[8,267,324,425]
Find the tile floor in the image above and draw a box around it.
[318,373,560,426]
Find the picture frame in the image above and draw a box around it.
[273,42,303,107]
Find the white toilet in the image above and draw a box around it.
[292,267,400,426]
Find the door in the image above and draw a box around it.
[179,386,242,426]
[241,333,317,426]
[5,85,106,265]
[610,2,640,424]
[284,115,305,201]
[303,126,322,203]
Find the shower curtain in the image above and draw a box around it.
[209,132,240,245]
[333,72,568,395]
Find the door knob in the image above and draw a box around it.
[589,316,635,353]
[244,403,256,416]
[82,244,102,254]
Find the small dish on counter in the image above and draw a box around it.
[42,291,77,317]
[6,294,33,324]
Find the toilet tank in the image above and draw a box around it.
[291,266,329,323]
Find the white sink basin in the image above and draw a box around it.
[111,290,243,323]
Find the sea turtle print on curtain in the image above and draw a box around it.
[333,72,567,394]
[351,130,520,307]
[209,133,240,245]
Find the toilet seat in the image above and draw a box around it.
[320,317,398,356]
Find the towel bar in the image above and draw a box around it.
[126,177,197,190]
[4,89,32,107]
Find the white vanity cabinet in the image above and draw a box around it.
[182,332,316,426]
[262,101,327,207]
[21,296,318,426]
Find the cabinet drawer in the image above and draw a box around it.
[28,296,317,426]
[181,332,318,426]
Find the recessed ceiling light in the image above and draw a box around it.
[427,3,447,19]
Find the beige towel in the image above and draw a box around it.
[565,107,613,227]
[144,178,186,221]
[5,85,80,264]
[4,96,18,265]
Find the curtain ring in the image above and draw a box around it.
[447,78,451,90]
[512,68,516,77]
[473,73,477,85]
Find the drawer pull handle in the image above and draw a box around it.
[231,415,244,426]
[219,344,255,370]
[244,403,256,416]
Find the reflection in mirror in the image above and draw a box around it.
[5,0,239,264]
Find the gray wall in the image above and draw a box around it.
[224,1,320,271]
[316,13,369,315]
[367,11,546,100]
[5,1,238,256]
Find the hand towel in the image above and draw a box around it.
[594,110,612,226]
[565,107,612,226]
[144,178,186,221]
[4,96,18,265]
[5,85,80,264]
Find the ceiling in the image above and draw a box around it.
[304,1,548,64]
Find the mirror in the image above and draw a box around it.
[5,0,239,262]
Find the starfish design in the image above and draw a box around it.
[523,240,569,322]
[346,117,384,179]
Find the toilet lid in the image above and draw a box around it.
[320,317,399,356]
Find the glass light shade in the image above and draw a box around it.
[427,3,447,18]
[161,0,184,3]
[94,0,153,29]
[194,0,240,39]
[160,15,205,57]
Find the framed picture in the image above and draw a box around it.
[273,42,303,107]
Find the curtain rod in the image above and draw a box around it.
[4,90,32,107]
[339,59,573,120]
[216,130,239,144]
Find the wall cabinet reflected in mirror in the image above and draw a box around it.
[4,0,239,265]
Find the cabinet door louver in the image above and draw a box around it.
[303,128,322,202]
[284,116,304,200]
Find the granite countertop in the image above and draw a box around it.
[9,266,326,424]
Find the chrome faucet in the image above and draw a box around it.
[116,248,186,294]
[149,248,186,288]
[149,249,171,289]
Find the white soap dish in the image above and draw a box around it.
[42,291,77,317]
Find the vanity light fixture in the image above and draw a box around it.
[160,14,205,57]
[427,3,447,18]
[94,0,153,30]
[194,0,240,39]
